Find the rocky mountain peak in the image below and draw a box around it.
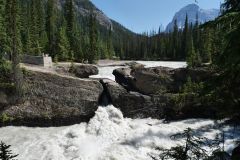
[166,3,219,32]
[58,0,113,29]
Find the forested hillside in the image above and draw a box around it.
[0,0,239,67]
[0,0,222,63]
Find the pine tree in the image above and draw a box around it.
[36,0,47,54]
[19,0,29,54]
[186,25,197,68]
[29,0,41,55]
[106,26,115,58]
[151,128,210,160]
[88,10,98,64]
[0,0,6,54]
[193,13,200,54]
[182,14,189,59]
[72,24,83,62]
[5,0,23,102]
[203,28,212,63]
[46,0,57,57]
[172,19,179,59]
[57,21,70,61]
[0,141,18,160]
[65,0,74,47]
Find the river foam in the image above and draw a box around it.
[0,105,239,160]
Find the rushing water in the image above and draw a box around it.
[0,61,239,160]
[0,106,239,160]
[90,61,187,81]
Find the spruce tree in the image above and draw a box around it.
[0,0,6,54]
[200,28,212,63]
[5,0,23,102]
[172,19,179,59]
[36,0,47,54]
[88,10,98,64]
[151,128,223,160]
[182,14,189,59]
[19,0,28,54]
[106,26,115,58]
[186,25,198,68]
[29,0,41,55]
[72,24,83,62]
[57,21,70,61]
[65,0,74,44]
[0,141,18,160]
[186,36,196,68]
[46,0,57,57]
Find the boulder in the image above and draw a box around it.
[126,61,145,69]
[113,68,136,91]
[130,67,174,94]
[113,66,175,95]
[101,79,163,118]
[55,65,73,76]
[113,66,214,95]
[232,145,240,160]
[69,64,99,78]
[173,67,215,84]
[0,71,103,127]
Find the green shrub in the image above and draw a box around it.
[182,77,204,94]
[0,60,12,83]
[0,113,15,123]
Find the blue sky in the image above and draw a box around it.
[91,0,223,33]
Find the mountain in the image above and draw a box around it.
[58,0,134,34]
[166,4,220,32]
[58,0,111,28]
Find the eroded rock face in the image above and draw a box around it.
[113,68,135,91]
[0,71,103,127]
[101,79,156,118]
[114,66,214,95]
[130,67,174,95]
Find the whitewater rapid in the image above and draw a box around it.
[90,61,187,81]
[0,106,239,160]
[0,61,239,160]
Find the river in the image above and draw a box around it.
[0,61,239,160]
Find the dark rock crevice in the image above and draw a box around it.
[99,79,112,106]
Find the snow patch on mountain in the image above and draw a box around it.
[166,4,220,32]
